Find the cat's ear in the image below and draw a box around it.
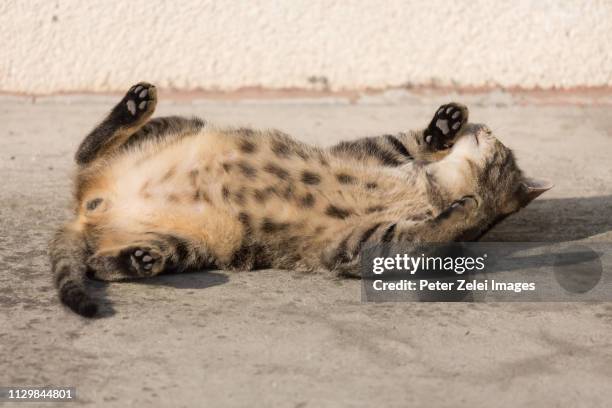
[518,177,553,206]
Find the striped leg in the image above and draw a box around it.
[87,233,214,281]
[328,103,469,166]
[325,195,479,277]
[75,82,157,165]
[329,134,414,167]
[121,116,206,150]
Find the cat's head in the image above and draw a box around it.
[449,123,552,237]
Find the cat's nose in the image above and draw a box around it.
[472,124,491,135]
[473,124,494,143]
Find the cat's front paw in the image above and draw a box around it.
[112,82,157,126]
[436,195,478,223]
[424,103,468,150]
[450,195,478,213]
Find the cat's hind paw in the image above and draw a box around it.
[87,243,166,280]
[127,247,165,277]
[424,103,468,150]
[112,82,157,126]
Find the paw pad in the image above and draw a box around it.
[424,103,468,150]
[111,82,157,126]
[129,247,163,276]
[125,82,156,117]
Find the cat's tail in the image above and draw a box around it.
[49,222,98,317]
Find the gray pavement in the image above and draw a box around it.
[1,91,612,407]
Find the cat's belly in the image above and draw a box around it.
[82,133,245,260]
[110,135,219,218]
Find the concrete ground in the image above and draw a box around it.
[1,90,612,407]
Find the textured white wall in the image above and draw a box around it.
[1,0,611,94]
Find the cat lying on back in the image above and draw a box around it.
[49,82,552,317]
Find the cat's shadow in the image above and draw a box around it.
[405,194,612,284]
[484,194,612,242]
[89,271,229,317]
[136,270,229,289]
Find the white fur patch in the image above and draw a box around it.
[451,134,481,161]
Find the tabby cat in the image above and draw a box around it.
[49,82,552,317]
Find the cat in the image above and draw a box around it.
[49,82,552,317]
